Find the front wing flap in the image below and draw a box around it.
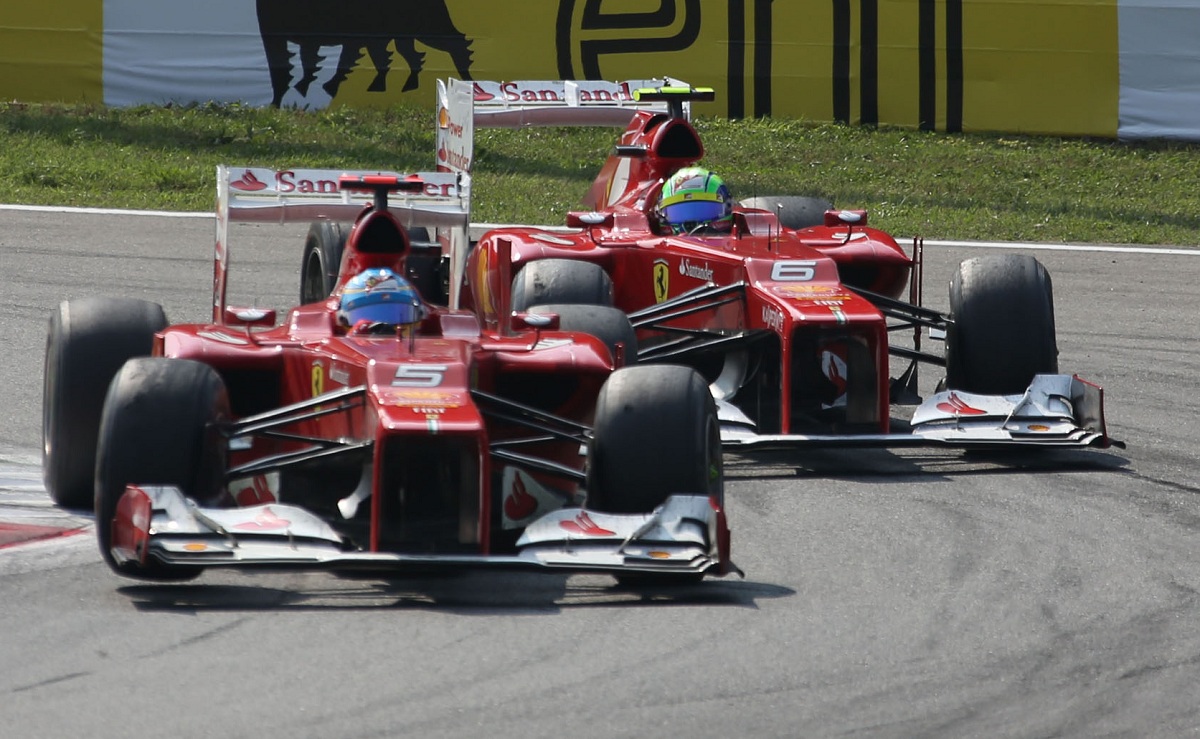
[722,374,1122,451]
[111,486,737,578]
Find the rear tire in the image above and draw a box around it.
[300,220,348,304]
[42,298,167,509]
[946,254,1058,395]
[740,195,834,229]
[511,259,614,311]
[529,304,638,366]
[587,365,722,513]
[94,358,230,580]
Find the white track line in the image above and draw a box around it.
[3,204,1197,255]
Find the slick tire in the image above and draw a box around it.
[95,358,230,580]
[42,298,168,510]
[529,304,638,366]
[588,365,722,514]
[511,259,614,312]
[946,254,1058,395]
[300,220,348,304]
[740,195,834,229]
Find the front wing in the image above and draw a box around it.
[721,374,1122,451]
[110,486,738,578]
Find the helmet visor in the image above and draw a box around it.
[345,300,422,326]
[660,199,728,228]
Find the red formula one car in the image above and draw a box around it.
[42,169,733,582]
[429,78,1118,453]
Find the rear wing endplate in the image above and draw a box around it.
[213,165,471,320]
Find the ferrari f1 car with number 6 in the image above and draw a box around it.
[42,169,734,582]
[430,78,1119,453]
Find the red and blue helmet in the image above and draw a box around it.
[338,268,423,327]
[657,167,734,234]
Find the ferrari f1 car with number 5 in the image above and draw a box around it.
[431,78,1120,453]
[42,169,734,582]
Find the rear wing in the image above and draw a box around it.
[435,77,695,180]
[214,165,471,319]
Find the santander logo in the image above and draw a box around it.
[560,512,615,537]
[936,393,987,416]
[473,82,494,101]
[230,170,268,191]
[503,474,538,522]
[233,507,292,531]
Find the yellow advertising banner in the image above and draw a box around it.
[0,0,103,103]
[0,0,1148,138]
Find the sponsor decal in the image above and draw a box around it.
[381,389,463,407]
[504,471,538,522]
[534,338,574,351]
[936,393,987,416]
[653,259,670,303]
[679,258,714,282]
[196,330,249,345]
[230,171,268,191]
[501,468,569,528]
[311,361,325,397]
[231,168,457,198]
[559,511,615,537]
[329,365,351,385]
[437,145,472,173]
[531,232,576,246]
[762,305,784,332]
[820,347,849,408]
[773,284,841,298]
[233,507,292,531]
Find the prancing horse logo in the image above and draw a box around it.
[653,259,670,303]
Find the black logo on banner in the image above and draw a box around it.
[256,0,474,107]
[832,0,963,131]
[554,0,776,119]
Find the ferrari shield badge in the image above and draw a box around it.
[653,259,670,303]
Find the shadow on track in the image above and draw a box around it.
[120,570,792,615]
[725,446,1129,483]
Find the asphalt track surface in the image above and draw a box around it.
[1,209,1198,738]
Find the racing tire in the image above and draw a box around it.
[945,254,1058,395]
[587,365,722,514]
[740,195,834,229]
[42,297,168,510]
[511,259,614,312]
[300,220,348,304]
[528,304,638,366]
[94,358,230,581]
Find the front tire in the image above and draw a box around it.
[42,298,167,509]
[94,358,230,580]
[587,365,722,513]
[945,254,1058,395]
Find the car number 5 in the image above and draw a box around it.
[392,364,447,387]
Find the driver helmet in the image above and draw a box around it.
[657,167,734,234]
[337,268,424,329]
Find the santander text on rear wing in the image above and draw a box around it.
[214,165,470,320]
[435,77,701,179]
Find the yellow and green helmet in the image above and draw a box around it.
[657,167,734,233]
